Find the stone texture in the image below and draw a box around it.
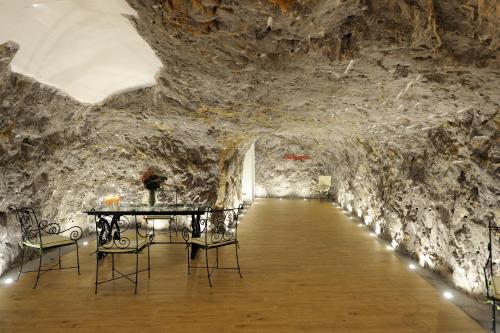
[0,0,498,297]
[333,108,499,294]
[0,41,246,275]
[255,134,332,198]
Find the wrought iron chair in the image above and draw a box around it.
[312,175,332,200]
[93,212,153,294]
[144,188,184,244]
[8,205,82,289]
[183,205,243,287]
[484,219,500,332]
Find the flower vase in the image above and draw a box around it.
[148,189,156,206]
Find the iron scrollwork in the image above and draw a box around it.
[182,214,208,242]
[209,207,241,244]
[96,214,131,249]
[182,205,243,245]
[137,219,155,243]
[156,189,178,205]
[38,219,82,240]
[9,206,41,244]
[8,205,82,245]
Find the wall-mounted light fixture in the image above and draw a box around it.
[443,291,454,299]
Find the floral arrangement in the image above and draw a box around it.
[140,167,167,191]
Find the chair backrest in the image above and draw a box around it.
[157,188,178,205]
[484,254,494,298]
[8,205,42,245]
[318,176,332,187]
[94,213,153,251]
[183,205,243,244]
[484,220,500,298]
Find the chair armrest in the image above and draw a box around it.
[39,220,83,241]
[38,220,62,234]
[59,225,83,241]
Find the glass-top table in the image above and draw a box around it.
[84,203,207,215]
[84,203,207,258]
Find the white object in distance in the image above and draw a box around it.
[267,16,273,31]
[344,60,354,75]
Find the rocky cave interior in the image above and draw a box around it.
[0,0,498,313]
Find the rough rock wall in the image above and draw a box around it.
[333,108,499,294]
[157,0,499,66]
[214,137,250,209]
[363,0,500,66]
[0,0,498,296]
[255,134,333,198]
[0,42,248,276]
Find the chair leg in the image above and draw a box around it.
[493,300,497,333]
[58,247,62,270]
[33,250,43,289]
[174,218,179,237]
[187,245,191,275]
[169,220,172,243]
[112,253,115,278]
[205,248,212,287]
[235,243,243,278]
[95,253,99,294]
[135,252,139,294]
[147,245,151,278]
[17,246,26,280]
[76,242,80,275]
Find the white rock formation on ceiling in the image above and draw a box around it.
[0,0,162,103]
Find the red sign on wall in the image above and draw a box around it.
[283,154,310,161]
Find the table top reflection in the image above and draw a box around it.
[84,203,207,215]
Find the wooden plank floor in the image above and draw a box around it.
[0,199,484,332]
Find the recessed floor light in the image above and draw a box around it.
[409,264,417,270]
[386,245,394,251]
[443,291,454,299]
[4,278,13,285]
[369,232,376,237]
[83,241,89,246]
